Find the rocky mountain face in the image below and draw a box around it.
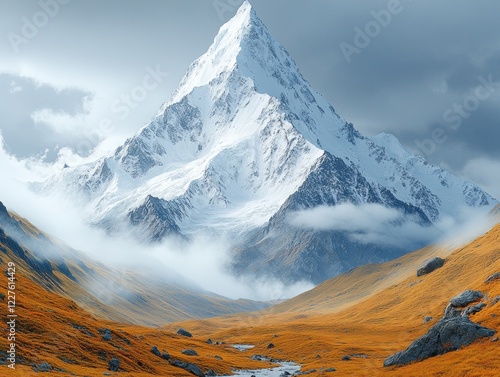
[36,1,498,284]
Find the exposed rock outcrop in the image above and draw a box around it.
[182,349,199,356]
[384,289,495,367]
[416,257,445,277]
[151,346,161,357]
[384,317,495,367]
[449,290,483,307]
[177,328,193,337]
[485,272,500,284]
[170,359,205,377]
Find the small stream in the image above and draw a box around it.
[231,361,301,377]
[230,344,301,377]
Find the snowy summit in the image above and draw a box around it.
[37,1,498,283]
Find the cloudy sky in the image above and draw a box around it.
[1,0,499,198]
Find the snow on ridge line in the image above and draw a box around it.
[36,0,498,241]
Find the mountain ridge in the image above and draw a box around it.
[35,1,498,283]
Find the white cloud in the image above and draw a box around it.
[288,203,436,247]
[462,157,500,200]
[149,236,314,301]
[289,203,495,249]
[30,95,93,135]
[0,137,312,301]
[9,80,22,93]
[289,203,401,232]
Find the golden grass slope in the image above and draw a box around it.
[1,203,498,376]
[171,224,500,376]
[0,241,276,377]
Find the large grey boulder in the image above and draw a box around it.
[384,317,495,367]
[416,257,445,277]
[450,290,483,307]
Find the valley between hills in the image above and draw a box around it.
[1,203,498,376]
[2,2,499,377]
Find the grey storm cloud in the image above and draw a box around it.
[0,73,92,160]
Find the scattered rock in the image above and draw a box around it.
[103,373,111,376]
[162,352,170,361]
[108,358,120,372]
[491,296,500,306]
[463,302,486,317]
[98,350,107,361]
[417,257,445,277]
[214,355,223,360]
[99,328,112,341]
[177,328,193,337]
[251,354,268,361]
[266,343,275,349]
[449,290,483,308]
[485,272,500,283]
[170,359,205,377]
[182,349,199,356]
[297,369,317,375]
[342,356,351,361]
[409,280,423,287]
[206,338,213,345]
[324,367,336,372]
[32,362,52,372]
[151,346,161,357]
[384,316,495,367]
[0,293,5,301]
[423,316,433,323]
[206,370,217,376]
[491,337,498,342]
[73,324,94,337]
[59,356,78,365]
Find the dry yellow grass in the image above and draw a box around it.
[171,224,500,376]
[1,219,498,376]
[0,229,275,376]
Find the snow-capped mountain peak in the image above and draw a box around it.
[36,1,498,284]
